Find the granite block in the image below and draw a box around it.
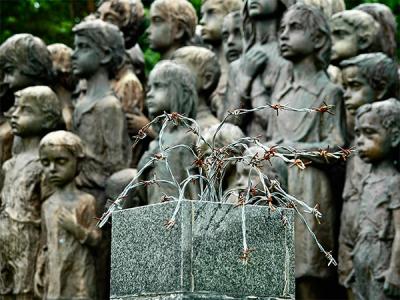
[111,201,295,299]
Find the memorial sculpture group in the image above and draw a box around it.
[0,0,399,299]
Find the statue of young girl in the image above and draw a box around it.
[224,0,294,139]
[268,4,346,299]
[137,61,199,205]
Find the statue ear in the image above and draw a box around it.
[312,31,326,51]
[201,71,215,92]
[100,48,112,65]
[391,127,400,148]
[173,22,185,41]
[358,33,374,51]
[375,83,389,101]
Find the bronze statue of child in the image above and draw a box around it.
[224,0,293,139]
[337,52,399,298]
[351,99,400,299]
[268,4,346,299]
[137,61,198,205]
[97,0,146,82]
[172,46,221,133]
[147,0,197,60]
[71,19,131,192]
[0,86,62,298]
[34,131,101,300]
[210,10,244,120]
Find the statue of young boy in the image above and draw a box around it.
[71,20,131,193]
[330,10,380,66]
[224,0,293,139]
[352,99,400,299]
[0,86,62,298]
[172,46,221,133]
[97,0,146,82]
[147,0,197,60]
[48,43,76,131]
[34,131,101,300]
[268,4,346,299]
[338,52,399,296]
[137,61,198,205]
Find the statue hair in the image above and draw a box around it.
[283,3,331,70]
[355,3,397,59]
[172,46,221,99]
[299,0,345,18]
[0,34,54,86]
[331,10,380,53]
[72,20,125,77]
[201,0,242,15]
[98,0,145,48]
[149,61,197,119]
[14,86,62,133]
[40,130,85,160]
[151,0,197,45]
[242,0,296,49]
[340,53,399,99]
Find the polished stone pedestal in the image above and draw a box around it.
[111,201,295,299]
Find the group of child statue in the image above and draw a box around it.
[0,0,399,299]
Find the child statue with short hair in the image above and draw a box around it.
[0,86,62,298]
[172,46,221,133]
[352,99,400,299]
[337,52,399,296]
[34,131,101,300]
[137,61,199,205]
[268,4,346,299]
[71,20,131,192]
[147,0,197,60]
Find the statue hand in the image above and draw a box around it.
[241,47,268,79]
[376,269,400,298]
[58,208,79,235]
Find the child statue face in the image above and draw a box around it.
[247,0,279,18]
[147,5,176,52]
[355,111,392,163]
[10,95,47,137]
[279,12,314,61]
[330,20,358,65]
[71,35,102,79]
[146,73,170,118]
[40,145,78,187]
[342,66,376,138]
[200,0,226,43]
[2,63,35,91]
[222,13,243,63]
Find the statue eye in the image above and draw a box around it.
[41,159,50,167]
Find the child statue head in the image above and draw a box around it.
[222,10,244,62]
[39,130,85,187]
[355,99,400,167]
[146,60,197,120]
[47,43,77,92]
[72,19,125,79]
[97,0,145,49]
[330,10,380,65]
[242,0,296,48]
[340,53,399,139]
[279,3,331,71]
[147,0,197,58]
[354,3,397,59]
[172,46,221,101]
[200,0,242,45]
[10,86,62,137]
[0,34,53,91]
